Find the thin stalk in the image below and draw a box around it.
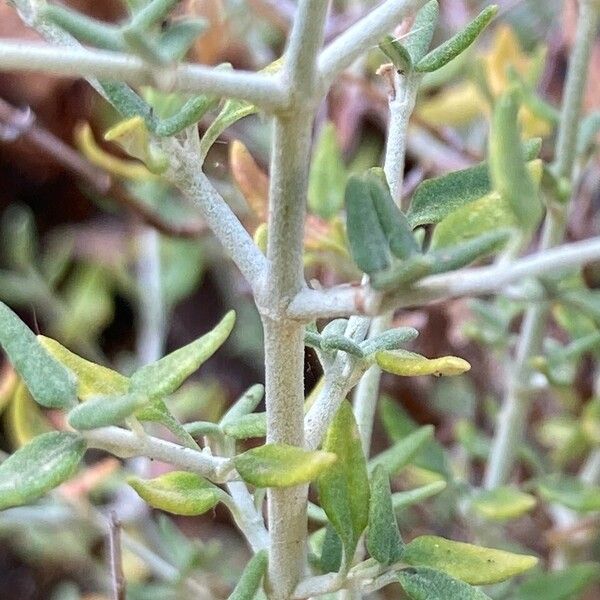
[261,1,329,596]
[484,0,600,489]
[353,71,420,456]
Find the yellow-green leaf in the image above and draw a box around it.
[471,486,536,521]
[128,471,220,516]
[376,350,470,377]
[402,536,538,585]
[235,443,336,488]
[6,380,52,448]
[38,335,129,399]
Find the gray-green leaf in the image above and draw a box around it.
[398,567,492,599]
[228,550,268,600]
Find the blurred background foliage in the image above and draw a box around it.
[0,0,599,598]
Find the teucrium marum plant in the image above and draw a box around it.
[0,0,600,598]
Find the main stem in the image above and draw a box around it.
[261,1,328,596]
[484,0,600,489]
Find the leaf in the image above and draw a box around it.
[376,350,470,377]
[222,412,267,439]
[136,398,199,449]
[516,563,600,600]
[404,0,439,63]
[235,443,337,488]
[471,486,536,521]
[0,301,77,409]
[220,384,266,429]
[321,334,364,357]
[368,168,420,259]
[367,465,404,564]
[228,550,268,600]
[536,474,600,512]
[68,393,148,430]
[0,431,86,509]
[320,523,343,573]
[5,381,52,448]
[128,471,220,516]
[407,139,541,227]
[130,311,235,398]
[230,140,269,222]
[369,425,434,476]
[392,481,447,512]
[158,18,207,62]
[430,191,517,249]
[38,336,129,399]
[308,122,347,220]
[415,5,498,72]
[489,89,542,230]
[361,327,419,355]
[402,536,538,585]
[317,401,370,566]
[379,34,413,72]
[398,567,492,600]
[344,174,390,274]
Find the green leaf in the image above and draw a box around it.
[321,334,364,357]
[407,139,541,227]
[228,550,268,600]
[489,89,542,230]
[220,384,265,428]
[415,5,498,72]
[38,336,129,399]
[130,311,235,398]
[308,122,347,220]
[136,398,199,449]
[344,174,390,274]
[536,474,600,512]
[430,191,517,249]
[392,481,447,513]
[158,18,207,62]
[360,327,419,355]
[368,168,420,259]
[0,302,77,409]
[367,465,404,564]
[128,471,220,516]
[320,523,343,573]
[516,563,600,600]
[402,535,538,585]
[404,0,439,63]
[235,443,336,488]
[376,350,470,377]
[317,401,370,566]
[68,393,148,430]
[1,204,37,271]
[398,567,492,600]
[222,412,267,439]
[471,486,536,521]
[0,431,86,509]
[369,425,434,476]
[379,34,413,71]
[155,93,219,137]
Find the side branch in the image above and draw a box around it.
[317,0,426,89]
[288,236,600,320]
[0,40,289,110]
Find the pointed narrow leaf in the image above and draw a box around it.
[159,18,207,61]
[222,412,267,439]
[130,311,235,397]
[321,334,364,357]
[68,393,147,430]
[376,350,470,377]
[402,536,538,585]
[369,425,434,475]
[489,89,542,230]
[368,168,420,259]
[0,431,86,509]
[228,550,268,600]
[38,336,129,399]
[235,444,336,488]
[379,34,413,72]
[471,486,536,521]
[407,139,541,227]
[345,174,390,274]
[361,327,419,355]
[128,471,220,516]
[0,302,77,408]
[392,481,447,512]
[416,5,498,72]
[317,401,370,565]
[308,122,347,220]
[367,465,404,564]
[369,255,432,290]
[155,93,219,136]
[404,0,440,63]
[398,567,492,600]
[136,398,199,449]
[220,384,265,428]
